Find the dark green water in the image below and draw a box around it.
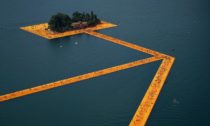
[0,0,210,125]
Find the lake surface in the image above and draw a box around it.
[0,0,210,125]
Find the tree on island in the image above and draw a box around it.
[72,11,100,25]
[48,11,101,33]
[48,13,72,32]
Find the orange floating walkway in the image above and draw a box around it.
[20,21,117,39]
[84,31,175,126]
[0,22,175,126]
[0,56,161,102]
[84,30,167,57]
[129,57,175,126]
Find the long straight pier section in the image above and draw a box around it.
[0,56,161,102]
[129,57,175,126]
[84,30,167,58]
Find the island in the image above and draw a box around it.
[20,11,117,39]
[48,11,101,32]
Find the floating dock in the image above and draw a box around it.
[0,56,161,102]
[0,24,176,126]
[20,21,117,39]
[129,57,175,126]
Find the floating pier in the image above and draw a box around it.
[20,21,117,39]
[0,23,176,126]
[0,56,161,102]
[129,57,175,126]
[84,30,167,57]
[84,31,175,126]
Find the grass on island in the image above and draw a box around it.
[20,21,117,39]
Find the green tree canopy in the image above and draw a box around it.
[48,11,101,32]
[72,11,100,25]
[48,13,72,32]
